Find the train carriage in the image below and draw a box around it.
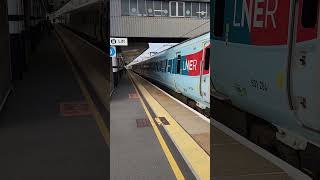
[131,32,210,110]
[211,0,320,178]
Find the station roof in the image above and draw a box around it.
[47,0,71,12]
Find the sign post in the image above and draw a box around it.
[110,46,116,57]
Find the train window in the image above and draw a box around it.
[163,60,165,72]
[214,0,225,37]
[302,0,318,28]
[177,55,181,74]
[204,48,210,70]
[165,60,167,72]
[168,59,172,73]
[161,61,163,72]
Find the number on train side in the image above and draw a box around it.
[250,79,268,92]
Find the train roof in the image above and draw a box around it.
[155,31,210,55]
[129,32,209,66]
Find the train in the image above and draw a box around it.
[211,0,320,179]
[130,32,210,111]
[54,0,123,90]
[55,0,108,49]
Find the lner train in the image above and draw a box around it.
[56,0,108,49]
[131,32,210,110]
[56,0,124,88]
[211,0,320,178]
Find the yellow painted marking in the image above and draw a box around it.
[128,73,185,180]
[130,72,210,179]
[55,32,110,145]
[276,72,284,89]
[154,117,162,125]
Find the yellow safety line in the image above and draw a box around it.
[128,73,185,180]
[55,32,110,146]
[130,72,210,179]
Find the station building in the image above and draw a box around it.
[110,0,210,62]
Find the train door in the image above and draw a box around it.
[173,52,181,92]
[200,42,210,104]
[290,0,320,132]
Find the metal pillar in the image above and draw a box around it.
[0,0,12,110]
[23,0,31,68]
[7,0,26,81]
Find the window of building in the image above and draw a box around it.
[207,3,210,18]
[138,0,146,16]
[162,1,169,17]
[191,2,199,18]
[178,2,185,17]
[185,2,191,17]
[170,1,176,16]
[121,0,209,19]
[121,0,130,15]
[170,1,185,17]
[154,1,162,16]
[199,3,207,18]
[130,0,138,15]
[146,0,154,16]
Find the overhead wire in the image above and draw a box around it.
[129,20,210,66]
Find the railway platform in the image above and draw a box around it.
[111,69,310,180]
[211,119,310,180]
[110,71,210,179]
[0,26,109,179]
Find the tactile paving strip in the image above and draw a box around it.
[60,102,91,117]
[136,119,151,128]
[128,93,139,99]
